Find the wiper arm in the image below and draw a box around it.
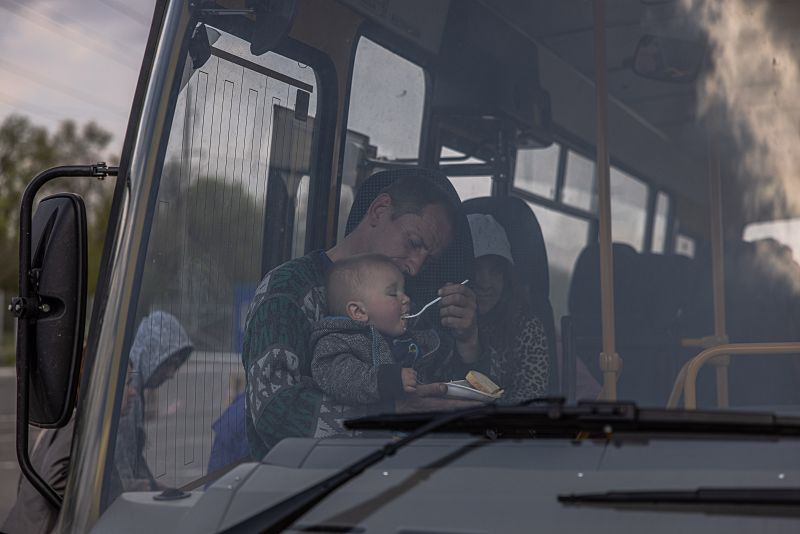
[346,401,800,440]
[219,405,494,534]
[559,487,800,507]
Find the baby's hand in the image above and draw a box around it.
[401,368,418,393]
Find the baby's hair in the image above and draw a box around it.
[326,253,401,315]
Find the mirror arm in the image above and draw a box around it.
[12,163,118,510]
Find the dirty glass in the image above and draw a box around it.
[108,25,319,495]
[84,2,800,520]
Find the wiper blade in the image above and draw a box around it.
[559,487,800,507]
[219,405,494,534]
[346,401,800,439]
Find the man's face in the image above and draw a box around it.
[358,263,412,336]
[369,201,453,277]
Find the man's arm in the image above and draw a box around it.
[243,295,318,451]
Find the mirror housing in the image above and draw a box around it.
[249,0,296,55]
[632,34,705,83]
[26,193,88,427]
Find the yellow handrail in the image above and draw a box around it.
[681,342,800,409]
[666,336,728,408]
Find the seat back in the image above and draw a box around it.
[565,242,698,404]
[463,196,559,394]
[345,168,475,308]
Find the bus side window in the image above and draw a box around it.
[651,192,671,253]
[610,167,648,251]
[440,146,492,201]
[515,144,560,199]
[124,39,321,490]
[339,37,426,239]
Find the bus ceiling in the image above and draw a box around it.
[200,0,798,225]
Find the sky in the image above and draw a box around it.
[0,0,157,156]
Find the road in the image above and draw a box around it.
[0,367,19,525]
[0,350,246,524]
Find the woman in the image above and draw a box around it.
[468,213,549,403]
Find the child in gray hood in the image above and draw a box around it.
[311,254,457,429]
[113,311,193,493]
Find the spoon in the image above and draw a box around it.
[401,279,469,319]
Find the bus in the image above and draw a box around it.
[10,0,800,532]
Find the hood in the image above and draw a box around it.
[310,316,372,347]
[114,311,192,490]
[130,310,193,387]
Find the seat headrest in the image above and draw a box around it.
[463,196,550,300]
[345,168,474,306]
[569,243,698,329]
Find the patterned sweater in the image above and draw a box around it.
[242,252,329,460]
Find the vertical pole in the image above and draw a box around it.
[708,134,729,407]
[0,289,4,357]
[594,0,620,400]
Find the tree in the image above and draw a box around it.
[0,113,116,304]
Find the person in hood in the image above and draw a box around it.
[310,254,467,433]
[113,311,193,492]
[3,354,138,534]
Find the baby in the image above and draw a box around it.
[311,253,448,417]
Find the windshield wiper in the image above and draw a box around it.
[345,400,800,440]
[559,487,800,507]
[220,405,494,534]
[221,400,800,533]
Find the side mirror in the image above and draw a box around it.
[25,193,87,427]
[632,34,705,83]
[12,163,115,510]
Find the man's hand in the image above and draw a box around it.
[401,367,418,393]
[438,282,478,340]
[438,282,479,362]
[395,382,482,412]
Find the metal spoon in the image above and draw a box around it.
[401,279,469,319]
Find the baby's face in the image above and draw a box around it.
[362,264,411,336]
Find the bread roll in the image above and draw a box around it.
[465,371,501,395]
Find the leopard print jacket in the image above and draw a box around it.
[480,310,549,404]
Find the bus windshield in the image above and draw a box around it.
[78,0,800,521]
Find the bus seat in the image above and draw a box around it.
[564,243,697,405]
[344,168,475,309]
[722,239,800,406]
[462,196,559,395]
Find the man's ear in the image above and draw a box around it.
[365,193,393,227]
[346,301,369,322]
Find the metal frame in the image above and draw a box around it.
[13,164,118,510]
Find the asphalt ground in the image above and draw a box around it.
[0,367,20,524]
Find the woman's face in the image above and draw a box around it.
[474,255,506,315]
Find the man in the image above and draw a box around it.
[242,168,479,460]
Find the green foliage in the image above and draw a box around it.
[0,114,116,353]
[135,171,265,349]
